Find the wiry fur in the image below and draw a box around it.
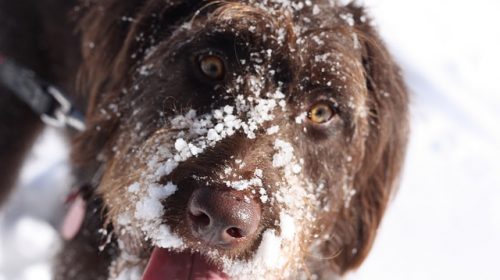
[0,0,408,279]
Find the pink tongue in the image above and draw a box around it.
[142,248,228,280]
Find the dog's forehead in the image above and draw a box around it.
[178,0,364,89]
[188,0,359,47]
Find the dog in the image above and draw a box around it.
[0,0,409,279]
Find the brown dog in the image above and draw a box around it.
[0,0,409,279]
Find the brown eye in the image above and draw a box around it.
[198,54,225,80]
[308,102,336,124]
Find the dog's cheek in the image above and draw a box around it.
[95,131,175,248]
[291,116,370,276]
[98,156,146,249]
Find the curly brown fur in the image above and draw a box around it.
[1,0,408,279]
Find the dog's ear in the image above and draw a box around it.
[73,0,201,167]
[325,3,409,274]
[76,0,199,114]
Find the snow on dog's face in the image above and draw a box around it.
[74,0,408,279]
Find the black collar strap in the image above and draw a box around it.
[0,54,85,131]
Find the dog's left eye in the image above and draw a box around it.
[308,102,336,124]
[198,54,226,80]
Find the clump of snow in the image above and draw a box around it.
[254,169,263,178]
[153,225,184,248]
[134,197,164,221]
[339,12,355,27]
[227,178,263,191]
[121,178,181,249]
[295,112,307,124]
[127,182,140,194]
[222,229,285,277]
[279,212,296,240]
[148,182,177,199]
[292,163,302,174]
[312,4,320,15]
[137,64,153,76]
[259,187,269,203]
[117,213,132,226]
[272,140,295,168]
[174,138,188,152]
[266,125,280,135]
[254,230,283,268]
[134,183,177,221]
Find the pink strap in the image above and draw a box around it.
[60,195,86,240]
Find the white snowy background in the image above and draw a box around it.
[1,0,499,279]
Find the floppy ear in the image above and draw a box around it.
[72,0,201,168]
[327,3,410,274]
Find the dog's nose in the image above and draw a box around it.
[187,187,261,249]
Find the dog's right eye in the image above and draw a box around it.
[197,53,226,81]
[307,101,337,124]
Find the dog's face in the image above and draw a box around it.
[74,1,408,279]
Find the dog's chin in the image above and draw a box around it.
[142,248,228,280]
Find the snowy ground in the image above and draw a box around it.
[1,0,500,279]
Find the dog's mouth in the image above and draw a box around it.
[142,247,228,280]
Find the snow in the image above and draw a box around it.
[2,0,500,279]
[259,187,269,203]
[266,125,280,135]
[134,197,165,221]
[0,129,69,280]
[254,169,263,178]
[272,139,295,168]
[349,0,500,279]
[127,182,140,193]
[279,212,296,240]
[312,4,320,15]
[0,216,60,280]
[173,138,188,152]
[227,178,263,191]
[253,230,282,268]
[295,112,307,124]
[129,182,179,248]
[153,225,183,249]
[223,229,284,276]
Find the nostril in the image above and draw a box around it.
[189,209,210,228]
[226,227,244,239]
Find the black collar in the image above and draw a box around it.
[0,54,85,131]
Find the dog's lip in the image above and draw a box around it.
[142,247,228,280]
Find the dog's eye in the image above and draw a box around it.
[308,102,336,124]
[198,54,225,80]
